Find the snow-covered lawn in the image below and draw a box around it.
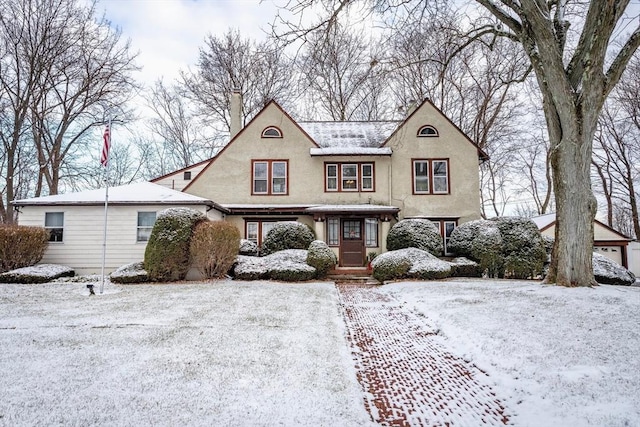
[0,278,638,426]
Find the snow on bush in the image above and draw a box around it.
[593,253,636,286]
[0,225,49,273]
[0,264,74,284]
[260,222,315,255]
[449,217,546,279]
[144,208,206,282]
[306,240,337,278]
[449,257,482,278]
[232,250,317,282]
[239,239,259,256]
[110,262,149,284]
[189,221,240,279]
[386,219,443,256]
[371,248,451,282]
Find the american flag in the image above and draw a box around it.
[100,123,110,167]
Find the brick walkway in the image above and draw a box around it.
[336,283,512,426]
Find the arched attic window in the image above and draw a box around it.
[417,125,439,137]
[261,126,283,138]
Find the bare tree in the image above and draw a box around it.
[0,0,138,223]
[144,79,222,174]
[274,0,640,286]
[298,22,387,120]
[181,29,295,135]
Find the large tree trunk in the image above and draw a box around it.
[545,131,598,287]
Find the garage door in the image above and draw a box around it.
[594,246,623,265]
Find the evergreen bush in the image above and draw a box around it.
[239,239,259,256]
[386,219,443,256]
[371,248,423,282]
[449,257,483,277]
[260,222,315,255]
[190,221,240,279]
[110,262,149,284]
[144,208,205,282]
[306,240,337,278]
[0,225,49,273]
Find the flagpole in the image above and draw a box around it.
[100,119,111,295]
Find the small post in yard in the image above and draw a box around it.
[99,120,112,295]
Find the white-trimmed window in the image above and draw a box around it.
[430,219,457,255]
[45,212,64,242]
[261,126,282,138]
[137,212,156,242]
[417,125,439,137]
[327,218,340,246]
[413,159,450,194]
[252,160,288,195]
[325,162,374,192]
[245,219,294,246]
[365,218,378,247]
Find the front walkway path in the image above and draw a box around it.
[336,283,512,426]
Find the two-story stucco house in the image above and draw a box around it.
[153,97,488,268]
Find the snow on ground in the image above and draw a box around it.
[384,279,640,427]
[0,278,638,426]
[0,281,371,427]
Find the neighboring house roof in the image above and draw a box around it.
[531,213,631,241]
[12,182,228,212]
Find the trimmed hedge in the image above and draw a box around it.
[306,240,337,278]
[386,219,443,256]
[190,221,240,279]
[0,225,49,273]
[239,239,259,256]
[449,257,482,278]
[110,262,149,284]
[144,208,206,282]
[0,264,74,284]
[261,222,315,255]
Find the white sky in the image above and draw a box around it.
[97,0,281,85]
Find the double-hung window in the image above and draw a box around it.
[252,160,288,195]
[413,159,450,194]
[45,212,64,242]
[325,162,374,192]
[137,212,156,242]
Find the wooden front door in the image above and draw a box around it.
[340,219,365,267]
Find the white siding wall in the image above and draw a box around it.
[628,241,640,277]
[18,204,222,274]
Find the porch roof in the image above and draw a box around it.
[305,204,400,215]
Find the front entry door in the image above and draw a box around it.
[340,219,365,267]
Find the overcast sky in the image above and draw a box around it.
[97,0,281,85]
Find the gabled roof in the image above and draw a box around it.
[12,182,228,212]
[531,213,631,241]
[150,157,213,184]
[381,98,489,161]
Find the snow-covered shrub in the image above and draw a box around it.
[189,221,240,279]
[593,253,636,286]
[470,227,504,278]
[110,262,148,284]
[260,222,315,255]
[449,257,482,278]
[386,219,443,256]
[306,240,337,278]
[144,208,206,282]
[408,256,452,280]
[239,239,259,256]
[494,217,546,279]
[233,256,268,280]
[448,220,493,257]
[0,225,49,273]
[449,217,546,279]
[542,235,554,256]
[371,248,422,282]
[232,250,315,281]
[0,264,74,284]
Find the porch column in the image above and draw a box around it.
[314,218,325,243]
[381,219,391,253]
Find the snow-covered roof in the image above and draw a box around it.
[309,147,392,156]
[13,182,225,211]
[299,121,399,149]
[530,213,556,230]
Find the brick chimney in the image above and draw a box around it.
[230,88,242,139]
